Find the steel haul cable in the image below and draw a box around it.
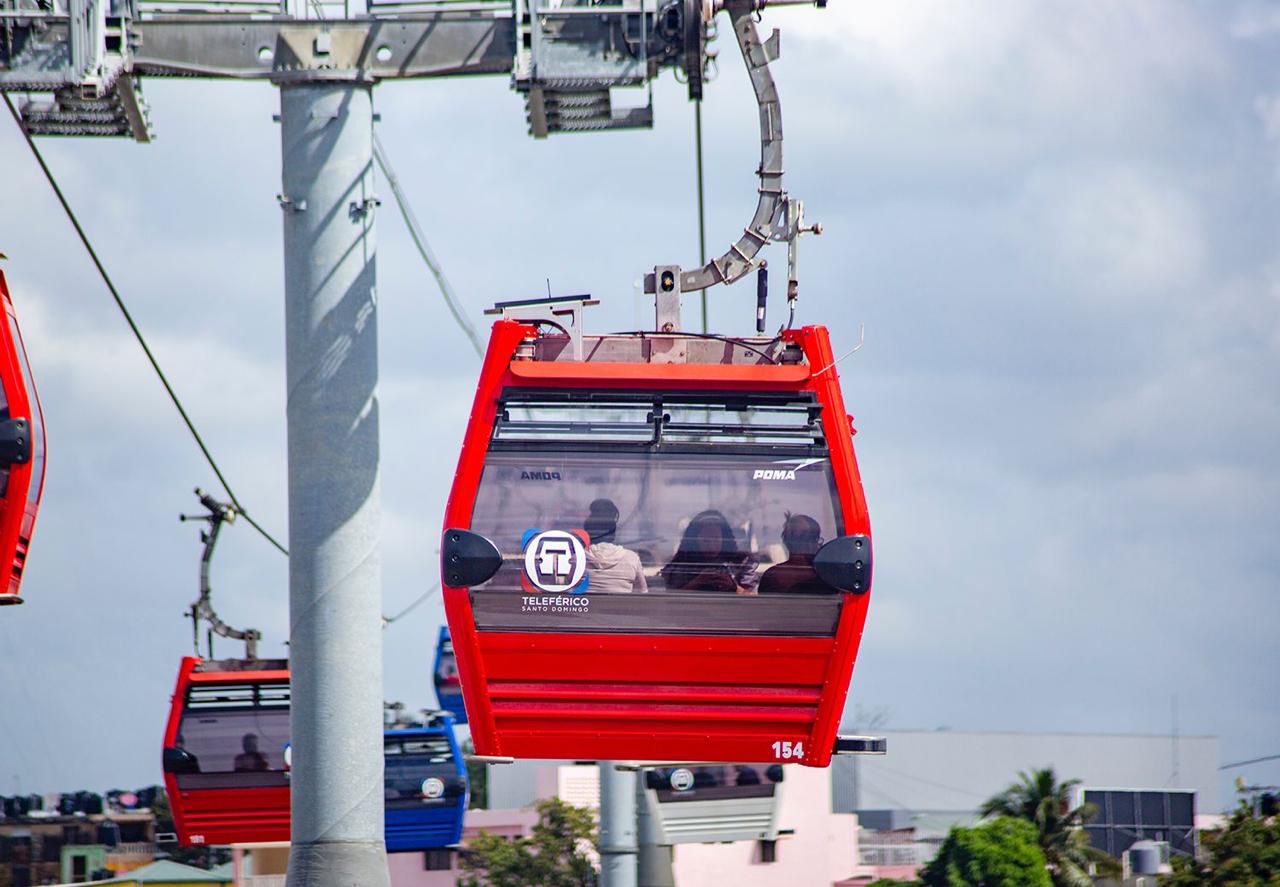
[373,132,483,358]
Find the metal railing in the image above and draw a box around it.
[135,0,286,18]
[242,875,288,887]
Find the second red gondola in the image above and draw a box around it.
[162,656,291,845]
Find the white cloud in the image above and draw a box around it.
[1016,165,1207,302]
[1230,0,1280,40]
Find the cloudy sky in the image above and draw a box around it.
[0,1,1276,809]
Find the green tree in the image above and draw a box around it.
[919,817,1052,887]
[981,767,1118,887]
[1161,792,1280,886]
[459,797,597,887]
[462,738,488,809]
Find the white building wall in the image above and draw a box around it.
[672,765,862,887]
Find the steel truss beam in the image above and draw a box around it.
[132,14,513,81]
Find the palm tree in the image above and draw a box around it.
[980,767,1119,887]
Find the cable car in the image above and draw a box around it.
[0,269,46,606]
[440,296,874,768]
[162,657,468,850]
[383,717,468,852]
[162,657,291,846]
[642,764,783,844]
[433,626,467,724]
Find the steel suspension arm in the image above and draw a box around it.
[670,0,786,294]
[183,488,261,659]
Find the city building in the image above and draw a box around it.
[226,808,540,887]
[0,798,158,886]
[487,760,870,886]
[830,729,1219,879]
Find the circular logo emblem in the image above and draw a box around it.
[669,768,695,792]
[522,529,588,593]
[283,743,292,770]
[422,777,445,800]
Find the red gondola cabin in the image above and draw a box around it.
[0,269,45,606]
[442,304,873,768]
[162,657,291,845]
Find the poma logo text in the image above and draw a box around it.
[753,468,798,481]
[520,470,562,481]
[751,459,824,482]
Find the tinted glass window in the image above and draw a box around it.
[1110,791,1136,825]
[469,450,844,635]
[1168,792,1194,826]
[649,764,782,801]
[1084,791,1109,822]
[384,735,462,807]
[178,683,290,774]
[1140,792,1167,826]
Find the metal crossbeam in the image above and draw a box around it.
[1,0,709,138]
[132,15,514,80]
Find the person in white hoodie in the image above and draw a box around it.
[582,498,648,593]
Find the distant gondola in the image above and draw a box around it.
[433,626,467,725]
[162,657,467,850]
[0,269,45,607]
[383,720,467,851]
[643,764,784,844]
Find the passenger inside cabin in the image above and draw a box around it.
[437,655,461,686]
[233,733,270,772]
[759,513,830,594]
[660,510,759,595]
[170,733,200,773]
[583,498,648,593]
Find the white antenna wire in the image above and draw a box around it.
[813,322,865,377]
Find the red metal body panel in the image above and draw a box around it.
[0,270,45,605]
[442,321,872,767]
[162,657,292,846]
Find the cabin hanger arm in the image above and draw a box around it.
[180,488,262,659]
[646,0,823,300]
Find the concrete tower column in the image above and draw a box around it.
[279,80,390,887]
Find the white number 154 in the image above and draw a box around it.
[771,740,804,760]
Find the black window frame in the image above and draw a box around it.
[491,388,831,457]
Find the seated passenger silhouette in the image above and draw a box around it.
[233,733,270,772]
[583,498,648,593]
[759,513,831,594]
[660,510,759,594]
[437,660,461,687]
[166,733,200,773]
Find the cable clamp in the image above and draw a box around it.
[349,196,382,220]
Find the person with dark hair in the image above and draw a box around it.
[583,498,648,593]
[759,513,831,594]
[233,733,270,772]
[166,732,201,773]
[660,509,759,594]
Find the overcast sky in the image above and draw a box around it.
[0,1,1276,811]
